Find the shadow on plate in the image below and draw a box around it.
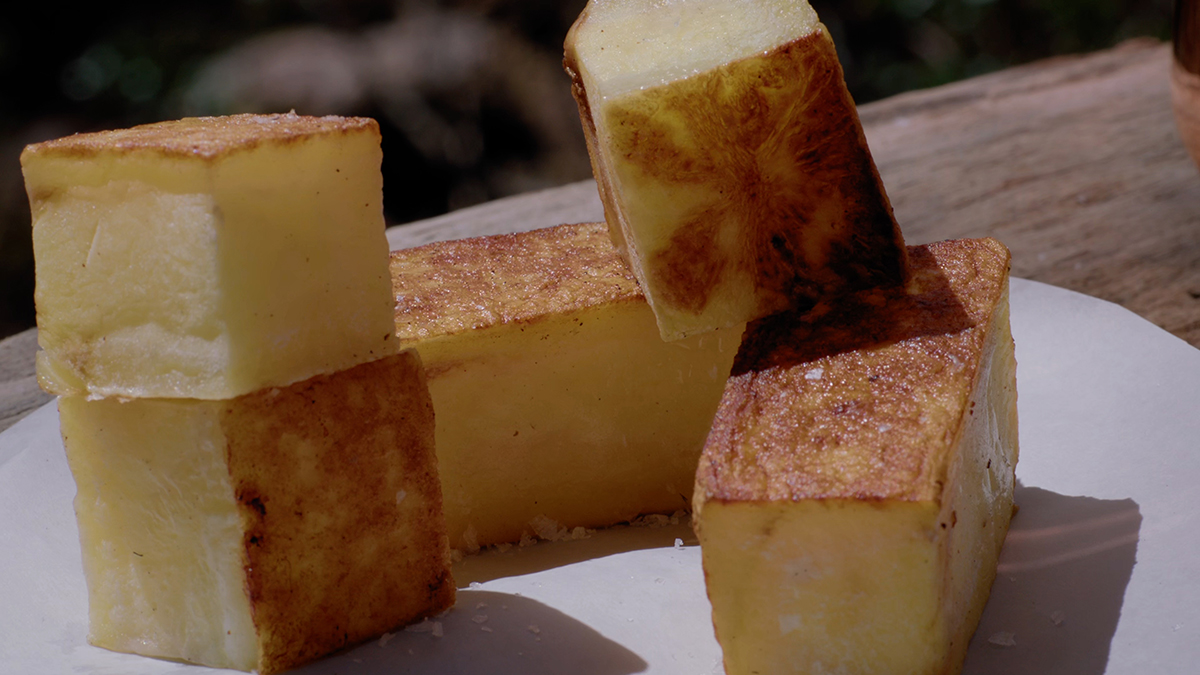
[453,518,698,585]
[964,482,1142,675]
[293,590,647,675]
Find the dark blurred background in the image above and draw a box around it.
[0,0,1174,339]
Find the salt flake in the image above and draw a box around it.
[988,631,1017,647]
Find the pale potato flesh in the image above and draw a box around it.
[568,0,820,98]
[60,352,454,674]
[24,114,397,400]
[61,396,257,670]
[420,304,740,550]
[565,0,907,341]
[694,239,1018,675]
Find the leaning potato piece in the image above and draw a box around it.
[23,113,396,400]
[694,239,1017,675]
[564,0,907,341]
[392,223,741,551]
[60,352,454,675]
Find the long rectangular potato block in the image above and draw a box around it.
[564,0,907,340]
[60,351,454,674]
[23,113,397,399]
[694,239,1018,675]
[392,222,741,551]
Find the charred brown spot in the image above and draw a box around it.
[237,487,268,517]
[602,29,906,315]
[650,212,726,312]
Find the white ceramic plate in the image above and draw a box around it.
[1,278,1197,675]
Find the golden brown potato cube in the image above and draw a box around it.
[564,0,907,341]
[60,351,453,674]
[23,113,397,400]
[392,222,741,551]
[694,239,1018,675]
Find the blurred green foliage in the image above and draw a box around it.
[1,1,1173,128]
[0,0,1178,338]
[814,0,1172,102]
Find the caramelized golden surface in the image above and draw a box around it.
[697,238,1011,503]
[600,31,906,316]
[392,222,643,342]
[22,113,375,162]
[223,352,453,673]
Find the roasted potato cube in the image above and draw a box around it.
[392,222,741,551]
[23,113,396,399]
[694,239,1018,675]
[564,0,907,340]
[61,352,453,674]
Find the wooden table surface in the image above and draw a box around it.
[2,39,1197,433]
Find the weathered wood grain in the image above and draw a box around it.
[863,39,1200,350]
[386,39,1200,349]
[0,328,52,432]
[3,39,1197,432]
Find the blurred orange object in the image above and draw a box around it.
[1173,0,1200,169]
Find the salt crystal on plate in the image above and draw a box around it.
[674,538,684,549]
[530,514,567,541]
[472,615,488,624]
[1050,610,1066,626]
[988,631,1017,647]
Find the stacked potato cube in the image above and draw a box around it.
[692,239,1017,675]
[23,114,454,674]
